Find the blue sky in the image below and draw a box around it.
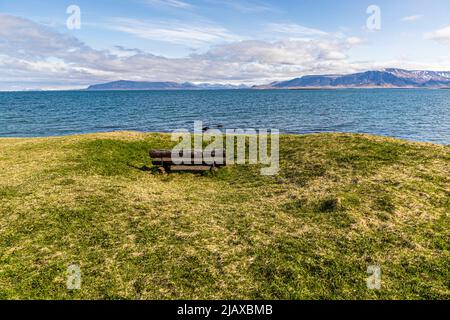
[1,0,450,90]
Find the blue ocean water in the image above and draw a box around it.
[0,89,449,144]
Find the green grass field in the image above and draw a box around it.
[0,132,448,299]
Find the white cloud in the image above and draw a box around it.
[425,26,450,45]
[205,0,273,13]
[266,23,328,37]
[345,37,364,45]
[401,15,423,22]
[108,18,243,47]
[143,0,192,9]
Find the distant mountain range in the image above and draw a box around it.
[86,69,450,91]
[255,69,450,89]
[86,80,248,90]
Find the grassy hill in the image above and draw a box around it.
[0,132,448,299]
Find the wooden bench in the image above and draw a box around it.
[149,149,226,172]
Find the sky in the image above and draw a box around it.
[1,0,450,90]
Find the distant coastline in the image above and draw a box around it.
[3,68,450,92]
[84,68,450,91]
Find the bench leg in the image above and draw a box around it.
[158,166,167,174]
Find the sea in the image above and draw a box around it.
[1,89,449,145]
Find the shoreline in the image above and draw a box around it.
[1,130,448,147]
[2,87,450,93]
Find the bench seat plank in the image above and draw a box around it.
[169,165,214,171]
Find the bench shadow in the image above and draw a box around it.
[128,162,221,176]
[127,163,153,172]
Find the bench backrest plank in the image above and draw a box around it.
[150,149,226,167]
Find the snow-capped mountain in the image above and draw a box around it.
[257,69,450,89]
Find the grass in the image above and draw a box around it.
[0,131,448,299]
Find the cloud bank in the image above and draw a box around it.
[425,26,450,45]
[0,13,447,90]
